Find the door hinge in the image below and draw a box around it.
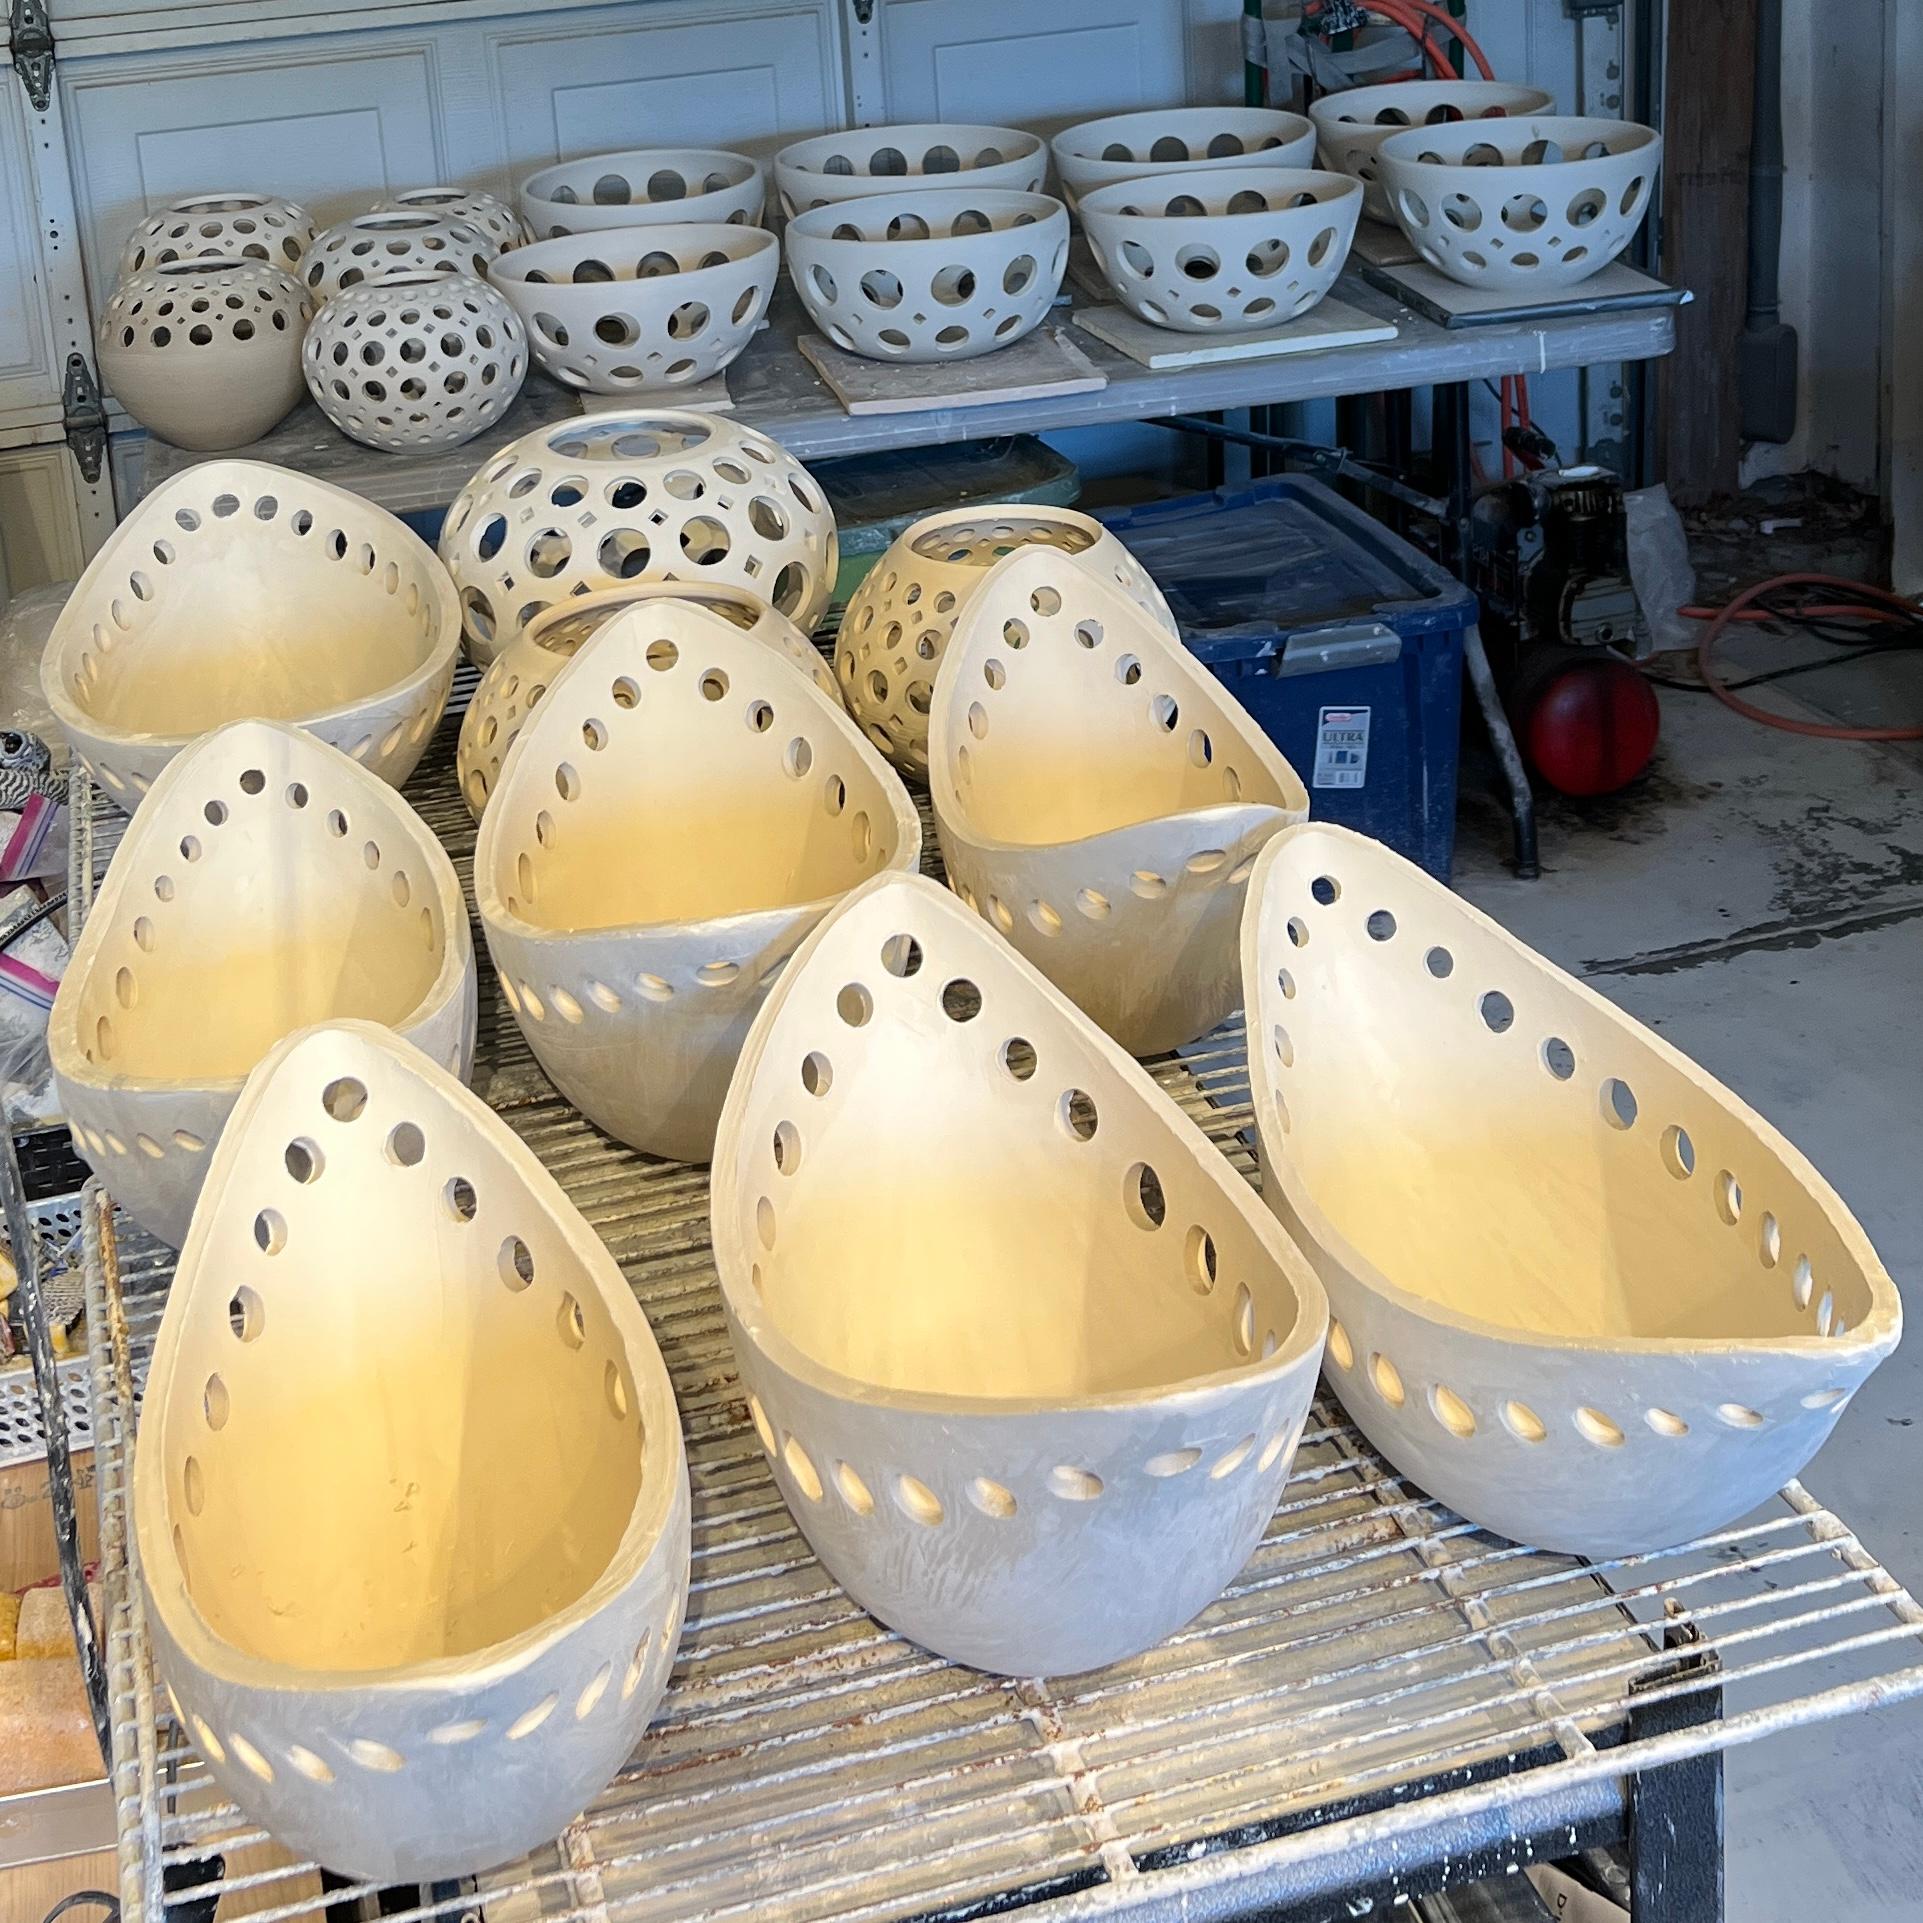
[851,0,874,23]
[10,0,54,115]
[1563,0,1623,16]
[62,354,106,484]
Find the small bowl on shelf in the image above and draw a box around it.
[519,148,764,239]
[118,193,316,279]
[774,124,1045,218]
[1050,107,1315,211]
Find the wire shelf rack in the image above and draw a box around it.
[65,709,1923,1923]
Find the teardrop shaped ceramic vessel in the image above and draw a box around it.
[932,546,1308,1055]
[49,720,476,1247]
[1242,823,1902,1556]
[714,872,1327,1675]
[135,1020,690,1882]
[474,603,919,1162]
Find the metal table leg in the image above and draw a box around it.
[1627,1627,1726,1923]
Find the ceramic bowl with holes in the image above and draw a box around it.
[1242,823,1902,1556]
[1050,107,1316,212]
[774,124,1045,218]
[489,225,777,394]
[519,149,765,241]
[42,462,459,806]
[371,185,528,252]
[50,722,475,1248]
[932,546,1306,1057]
[438,412,838,665]
[475,604,918,1162]
[302,211,498,301]
[785,189,1069,363]
[458,582,837,821]
[98,259,314,451]
[135,1019,689,1881]
[837,506,1173,775]
[1308,81,1556,224]
[118,193,316,279]
[1079,166,1362,334]
[713,870,1327,1676]
[1376,115,1661,290]
[303,274,528,453]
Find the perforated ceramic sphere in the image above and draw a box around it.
[490,224,777,394]
[838,506,1173,774]
[1376,115,1661,289]
[49,721,476,1247]
[371,185,528,252]
[98,258,313,452]
[119,193,316,279]
[303,274,528,453]
[1307,81,1555,223]
[438,412,839,664]
[135,1020,689,1882]
[41,461,460,807]
[302,210,498,301]
[1243,824,1900,1557]
[1050,107,1315,211]
[713,871,1328,1676]
[474,604,918,1163]
[458,581,839,820]
[1080,167,1362,334]
[774,124,1045,217]
[519,148,764,240]
[785,189,1068,364]
[931,546,1307,1056]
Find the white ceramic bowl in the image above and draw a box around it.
[775,124,1045,217]
[1080,166,1362,333]
[519,148,764,239]
[490,224,777,394]
[785,188,1068,363]
[371,185,528,252]
[119,193,316,279]
[1050,107,1315,210]
[302,210,498,301]
[1376,114,1662,290]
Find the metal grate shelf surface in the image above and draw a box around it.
[68,710,1923,1923]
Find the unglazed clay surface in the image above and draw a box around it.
[458,581,838,820]
[303,274,528,452]
[1307,81,1555,224]
[774,124,1045,217]
[519,149,765,240]
[372,186,528,252]
[1241,823,1902,1556]
[42,462,459,805]
[837,506,1173,773]
[302,211,497,301]
[932,546,1307,1056]
[50,721,475,1247]
[785,189,1068,363]
[98,259,313,451]
[1079,166,1362,334]
[490,224,777,394]
[474,604,919,1162]
[1376,115,1661,290]
[713,871,1328,1675]
[134,1020,689,1881]
[1050,108,1316,210]
[118,193,315,278]
[438,412,838,663]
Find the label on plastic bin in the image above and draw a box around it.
[1313,706,1370,789]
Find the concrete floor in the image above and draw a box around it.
[1449,656,1923,1919]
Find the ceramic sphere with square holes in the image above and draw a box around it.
[119,193,316,279]
[371,185,528,252]
[774,124,1045,217]
[785,189,1068,363]
[438,412,839,664]
[519,148,765,240]
[1049,106,1316,211]
[1080,167,1362,333]
[1376,115,1662,290]
[489,225,776,394]
[303,211,498,301]
[303,274,527,453]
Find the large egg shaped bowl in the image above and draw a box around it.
[302,210,498,300]
[119,192,316,279]
[1050,107,1315,211]
[519,148,764,240]
[774,123,1044,217]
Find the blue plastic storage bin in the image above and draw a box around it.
[1097,477,1474,879]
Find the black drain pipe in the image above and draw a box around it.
[1741,0,1798,443]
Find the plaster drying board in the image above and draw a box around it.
[1073,297,1396,370]
[797,328,1106,416]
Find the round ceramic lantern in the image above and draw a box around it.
[1050,108,1316,210]
[457,581,838,820]
[303,274,528,453]
[837,505,1174,774]
[302,210,498,301]
[118,193,316,279]
[784,189,1068,363]
[489,225,777,394]
[438,412,839,664]
[774,124,1045,217]
[371,185,527,251]
[519,149,765,240]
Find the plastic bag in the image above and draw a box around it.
[0,882,67,1128]
[1623,484,1697,658]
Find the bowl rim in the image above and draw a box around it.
[784,186,1066,246]
[521,145,761,209]
[1077,164,1363,224]
[1051,104,1314,164]
[776,121,1044,181]
[1307,79,1557,135]
[1373,114,1662,172]
[489,221,777,288]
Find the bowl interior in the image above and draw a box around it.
[1311,82,1553,134]
[1379,116,1655,172]
[496,227,768,289]
[793,192,1059,246]
[1057,107,1310,166]
[784,125,1038,183]
[527,150,754,210]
